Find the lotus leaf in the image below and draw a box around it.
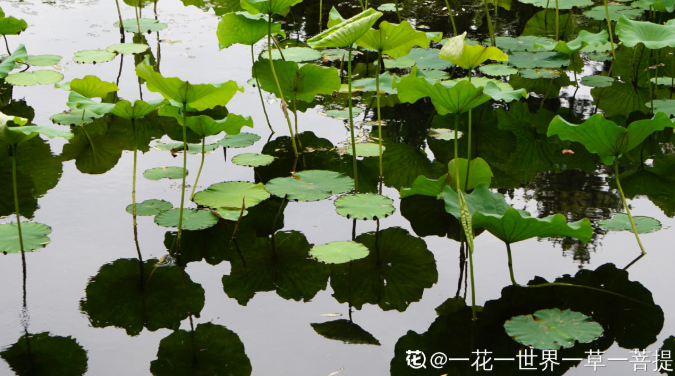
[439,32,508,70]
[241,0,303,15]
[403,47,454,70]
[598,213,662,233]
[517,0,592,9]
[217,132,260,148]
[479,63,518,76]
[344,143,385,157]
[616,16,675,49]
[400,174,449,198]
[0,222,51,254]
[154,208,219,230]
[310,241,369,264]
[584,4,643,21]
[143,166,186,180]
[73,49,116,64]
[194,181,270,209]
[581,75,614,88]
[216,12,284,48]
[266,170,354,201]
[307,8,383,48]
[114,18,168,33]
[112,99,164,120]
[0,16,27,35]
[357,20,430,58]
[269,47,322,62]
[22,54,61,66]
[504,308,603,350]
[447,157,493,191]
[310,320,380,345]
[105,43,150,55]
[5,70,63,86]
[508,51,570,69]
[334,193,395,220]
[125,199,173,216]
[0,333,87,376]
[253,58,340,102]
[232,152,274,167]
[158,106,252,137]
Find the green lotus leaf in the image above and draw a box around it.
[214,207,248,221]
[307,8,383,48]
[378,3,399,11]
[80,258,205,336]
[253,58,340,103]
[136,63,244,111]
[0,114,72,145]
[439,184,511,219]
[143,166,186,180]
[591,81,650,117]
[383,56,415,69]
[504,308,603,350]
[617,16,675,49]
[491,35,554,52]
[310,240,369,264]
[158,106,253,137]
[114,18,168,33]
[21,54,61,66]
[400,174,449,199]
[403,47,454,70]
[344,143,385,157]
[523,10,574,40]
[126,199,173,216]
[311,320,381,345]
[69,75,119,99]
[217,12,284,48]
[508,51,570,69]
[269,46,322,62]
[0,44,27,78]
[482,81,528,102]
[479,63,518,76]
[535,30,608,55]
[581,75,614,88]
[73,49,116,64]
[324,107,363,118]
[330,227,438,311]
[222,231,329,305]
[584,4,643,21]
[0,16,27,35]
[112,99,164,120]
[517,0,592,9]
[653,98,675,116]
[334,193,395,220]
[217,132,260,148]
[447,157,493,192]
[547,112,674,164]
[59,122,124,174]
[0,222,51,254]
[231,152,274,167]
[393,68,491,114]
[266,170,354,201]
[194,181,270,209]
[66,92,115,117]
[429,128,463,141]
[518,68,560,79]
[0,332,87,376]
[650,77,675,86]
[241,0,302,15]
[634,0,675,12]
[352,72,397,94]
[357,20,430,58]
[598,213,662,233]
[440,32,508,70]
[105,43,150,55]
[154,208,219,230]
[327,6,345,29]
[381,141,446,190]
[474,207,593,243]
[321,47,350,61]
[150,323,252,376]
[156,141,219,154]
[50,109,102,126]
[5,70,63,86]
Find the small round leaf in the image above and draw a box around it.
[106,43,150,55]
[126,199,173,216]
[598,214,662,234]
[73,49,116,64]
[6,71,63,86]
[154,208,218,230]
[0,222,52,254]
[266,170,354,201]
[217,132,261,148]
[504,308,603,350]
[310,241,369,264]
[143,167,187,181]
[334,193,395,220]
[232,153,275,167]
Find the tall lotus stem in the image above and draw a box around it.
[176,86,189,254]
[603,0,617,61]
[114,0,125,41]
[376,52,384,192]
[483,0,495,48]
[348,45,359,190]
[394,0,401,23]
[614,160,646,255]
[555,0,559,41]
[443,0,458,36]
[131,119,143,261]
[506,243,520,286]
[11,145,25,256]
[251,46,274,133]
[267,17,298,157]
[189,137,206,201]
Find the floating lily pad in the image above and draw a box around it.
[310,241,369,264]
[584,4,643,22]
[24,54,61,66]
[5,70,63,86]
[269,47,322,62]
[114,18,168,33]
[266,170,354,201]
[325,107,363,119]
[215,207,248,221]
[73,49,116,64]
[143,166,186,180]
[519,68,560,79]
[321,48,351,61]
[378,3,400,12]
[344,143,384,157]
[587,52,612,61]
[217,132,261,148]
[194,181,270,209]
[581,75,614,88]
[650,77,675,86]
[106,43,150,55]
[0,222,51,254]
[50,109,102,126]
[154,208,219,231]
[125,199,173,216]
[231,153,274,167]
[155,141,219,154]
[429,128,463,141]
[311,320,381,345]
[479,63,518,76]
[403,48,454,70]
[334,193,395,220]
[598,213,662,233]
[384,57,415,69]
[0,332,88,376]
[508,51,570,69]
[518,0,592,9]
[504,308,603,350]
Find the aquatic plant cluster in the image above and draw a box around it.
[0,0,674,374]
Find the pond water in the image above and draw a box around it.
[0,0,674,375]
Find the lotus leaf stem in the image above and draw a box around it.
[251,46,274,133]
[483,0,496,48]
[614,159,647,255]
[80,111,96,154]
[348,45,359,190]
[376,51,384,191]
[189,137,206,201]
[176,85,190,254]
[505,243,521,286]
[555,0,559,41]
[443,0,458,36]
[267,18,298,157]
[464,109,472,191]
[319,0,323,32]
[395,0,401,23]
[11,145,25,255]
[114,0,125,41]
[603,0,617,61]
[131,118,143,262]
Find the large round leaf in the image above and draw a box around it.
[231,153,274,167]
[217,12,284,48]
[126,199,173,216]
[154,208,219,230]
[80,258,205,336]
[193,181,270,209]
[504,308,603,350]
[143,166,186,180]
[0,332,88,376]
[440,32,508,70]
[69,75,119,99]
[265,170,354,201]
[598,213,662,233]
[584,4,644,22]
[114,18,168,33]
[0,16,27,35]
[253,58,340,103]
[5,70,63,86]
[106,43,150,55]
[73,49,116,64]
[356,20,430,58]
[217,132,260,148]
[150,323,252,376]
[310,241,369,264]
[334,193,395,220]
[0,222,51,254]
[616,16,675,49]
[24,55,61,66]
